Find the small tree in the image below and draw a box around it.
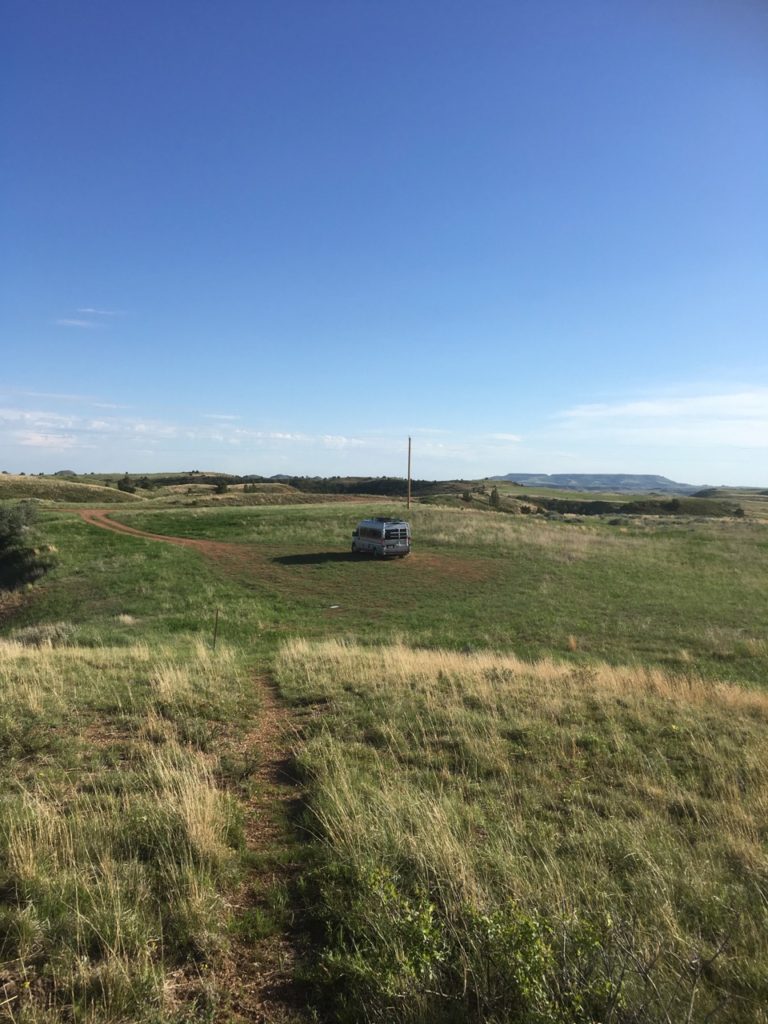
[489,486,501,509]
[215,481,228,494]
[0,501,52,590]
[117,474,136,493]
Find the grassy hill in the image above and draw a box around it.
[0,496,766,1021]
[0,473,143,503]
[693,487,768,519]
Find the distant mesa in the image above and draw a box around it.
[491,473,703,495]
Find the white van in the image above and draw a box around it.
[351,517,411,558]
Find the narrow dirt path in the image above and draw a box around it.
[221,678,308,1023]
[76,508,309,1022]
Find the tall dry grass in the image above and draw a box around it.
[406,506,640,561]
[277,638,768,1023]
[0,639,249,1022]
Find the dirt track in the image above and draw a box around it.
[76,507,266,581]
[77,508,208,548]
[76,507,307,1022]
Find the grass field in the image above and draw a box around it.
[99,502,768,682]
[0,495,766,1022]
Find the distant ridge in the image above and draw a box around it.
[490,473,703,494]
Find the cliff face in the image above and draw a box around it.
[491,473,702,494]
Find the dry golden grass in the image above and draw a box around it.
[0,473,142,503]
[277,638,768,1022]
[407,505,643,561]
[279,636,768,717]
[0,640,250,1022]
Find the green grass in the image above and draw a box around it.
[99,502,768,682]
[6,510,268,649]
[2,498,767,1022]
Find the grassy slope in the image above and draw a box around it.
[1,500,767,1022]
[695,488,768,519]
[9,509,267,647]
[0,474,142,504]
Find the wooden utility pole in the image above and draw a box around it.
[407,436,412,510]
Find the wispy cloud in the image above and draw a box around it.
[18,391,129,409]
[228,428,366,449]
[0,408,78,428]
[77,308,125,316]
[16,431,92,451]
[20,391,91,402]
[55,318,98,329]
[555,387,768,448]
[0,398,529,475]
[53,307,125,330]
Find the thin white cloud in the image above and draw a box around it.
[0,408,77,428]
[20,391,90,402]
[0,400,526,474]
[77,308,125,316]
[18,391,130,409]
[204,413,240,421]
[229,428,365,447]
[131,420,179,438]
[555,388,768,449]
[16,431,93,451]
[55,318,99,329]
[562,390,768,422]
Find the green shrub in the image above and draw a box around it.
[307,858,633,1024]
[0,501,53,590]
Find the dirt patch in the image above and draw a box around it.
[398,550,491,583]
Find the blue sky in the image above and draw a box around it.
[2,0,767,483]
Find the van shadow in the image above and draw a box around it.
[272,551,362,565]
